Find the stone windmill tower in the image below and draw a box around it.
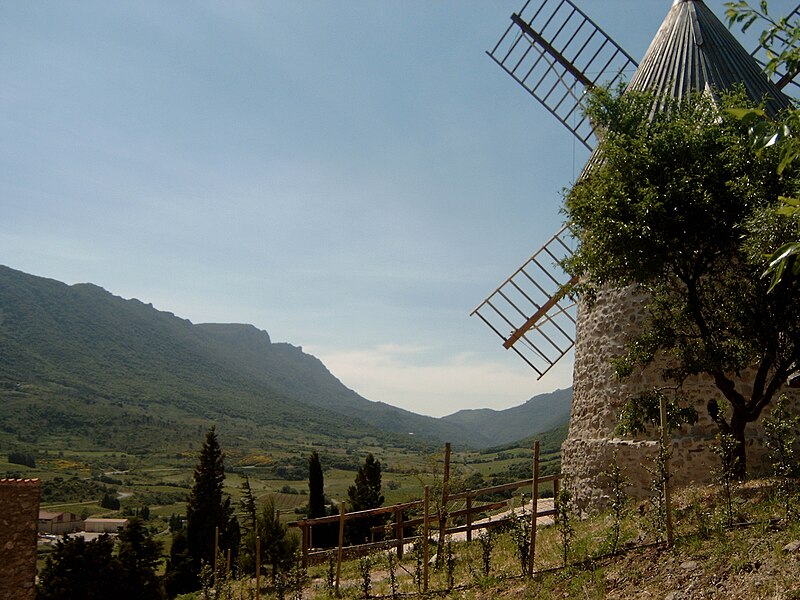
[472,0,798,510]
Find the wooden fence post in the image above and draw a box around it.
[466,495,473,542]
[255,535,261,600]
[301,522,309,568]
[395,509,405,559]
[214,526,219,588]
[529,440,540,576]
[423,485,430,594]
[660,394,674,547]
[553,476,560,511]
[437,442,451,563]
[336,501,346,596]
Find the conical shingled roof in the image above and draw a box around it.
[627,0,792,115]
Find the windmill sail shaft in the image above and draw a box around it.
[510,13,593,88]
[488,0,638,150]
[471,224,576,379]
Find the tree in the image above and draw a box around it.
[308,451,326,519]
[347,453,385,543]
[239,474,257,534]
[167,426,240,592]
[8,451,35,468]
[37,535,120,600]
[564,87,800,476]
[239,495,299,582]
[116,518,165,600]
[306,450,337,548]
[163,530,194,598]
[100,491,120,510]
[259,496,298,583]
[725,1,800,291]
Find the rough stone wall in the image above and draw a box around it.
[0,478,41,600]
[562,287,800,513]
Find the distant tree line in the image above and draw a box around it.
[7,451,35,468]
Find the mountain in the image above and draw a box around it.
[0,265,572,454]
[441,387,572,446]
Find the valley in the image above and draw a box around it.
[0,264,570,577]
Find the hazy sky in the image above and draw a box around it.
[2,1,790,417]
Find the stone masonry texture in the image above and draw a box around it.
[562,287,800,513]
[0,479,41,600]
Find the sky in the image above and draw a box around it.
[1,1,791,417]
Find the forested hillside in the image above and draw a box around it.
[0,265,571,454]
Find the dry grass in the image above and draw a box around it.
[179,479,800,599]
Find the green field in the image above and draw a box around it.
[7,421,567,536]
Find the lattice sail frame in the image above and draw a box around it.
[487,0,638,151]
[471,225,577,379]
[476,1,798,378]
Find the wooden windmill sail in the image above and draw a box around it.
[749,4,800,93]
[472,0,798,380]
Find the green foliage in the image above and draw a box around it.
[116,517,165,600]
[169,513,184,532]
[261,496,299,581]
[7,451,35,467]
[101,492,121,511]
[347,454,385,544]
[642,437,672,541]
[37,535,120,600]
[239,495,299,587]
[712,432,742,527]
[764,395,800,521]
[411,527,426,594]
[40,476,112,504]
[326,551,336,595]
[725,1,800,88]
[164,530,194,598]
[555,488,575,569]
[176,427,240,592]
[725,2,800,292]
[308,451,326,519]
[506,504,531,576]
[616,389,698,437]
[274,552,307,600]
[476,526,495,578]
[603,451,630,555]
[564,86,800,475]
[383,527,399,599]
[239,475,257,535]
[38,522,164,600]
[358,555,372,599]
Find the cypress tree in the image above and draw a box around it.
[240,475,258,534]
[308,451,326,519]
[177,426,240,590]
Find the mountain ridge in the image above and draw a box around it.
[0,265,571,452]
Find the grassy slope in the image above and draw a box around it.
[296,480,800,599]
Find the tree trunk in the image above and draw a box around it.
[729,414,747,480]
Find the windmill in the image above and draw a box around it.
[471,0,798,508]
[471,0,797,379]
